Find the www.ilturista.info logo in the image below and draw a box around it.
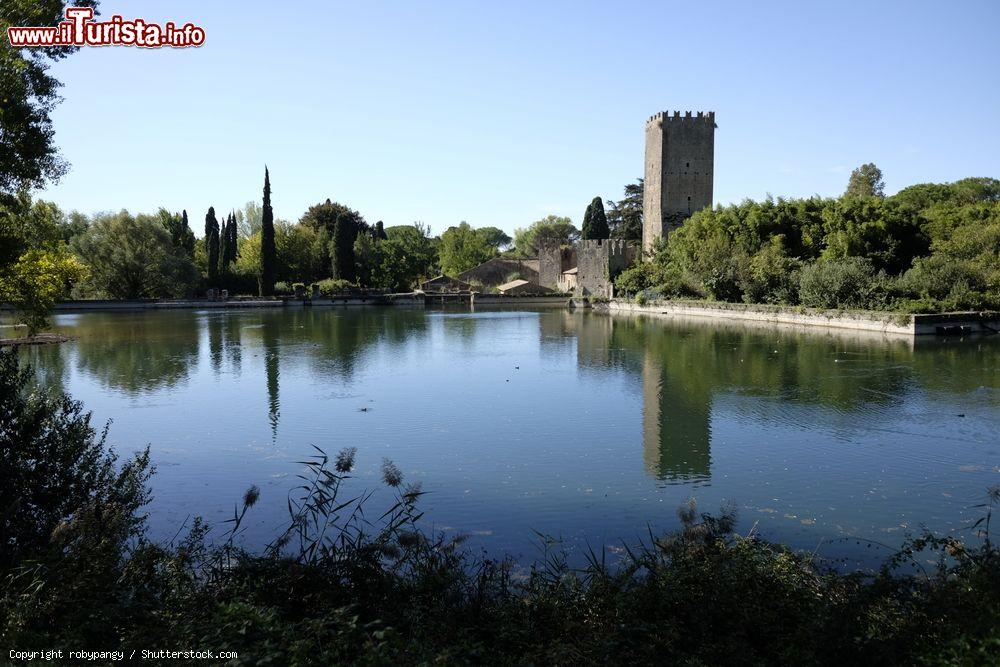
[7,7,205,48]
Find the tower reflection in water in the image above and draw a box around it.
[567,310,712,483]
[641,344,711,483]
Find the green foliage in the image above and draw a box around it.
[798,258,875,309]
[160,208,195,257]
[72,211,200,299]
[0,347,150,580]
[844,162,886,199]
[302,199,367,285]
[438,222,498,276]
[0,194,86,334]
[0,1,98,195]
[740,235,802,305]
[512,215,580,257]
[607,179,643,241]
[614,262,660,296]
[260,168,276,296]
[477,226,512,252]
[582,196,610,240]
[313,278,359,296]
[641,174,1000,312]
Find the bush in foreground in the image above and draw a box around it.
[2,351,998,665]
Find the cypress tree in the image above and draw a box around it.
[330,217,345,280]
[580,201,594,240]
[375,220,387,241]
[217,212,230,280]
[228,213,239,262]
[205,206,220,285]
[259,167,276,296]
[220,212,237,269]
[588,196,610,239]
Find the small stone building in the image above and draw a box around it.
[419,275,473,292]
[558,267,578,293]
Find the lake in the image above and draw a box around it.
[12,307,1000,567]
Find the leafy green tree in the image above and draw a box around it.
[73,211,200,299]
[276,222,328,284]
[383,223,438,286]
[512,215,579,257]
[302,200,367,283]
[477,226,512,252]
[60,211,90,244]
[160,209,195,257]
[844,163,885,199]
[608,179,644,240]
[237,201,262,238]
[0,1,98,197]
[0,195,86,334]
[260,168,276,296]
[820,197,928,274]
[204,207,220,285]
[439,222,498,275]
[353,232,378,287]
[582,196,610,240]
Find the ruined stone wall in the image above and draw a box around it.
[643,110,716,253]
[537,244,577,290]
[576,239,636,298]
[538,241,563,290]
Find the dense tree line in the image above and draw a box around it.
[616,168,1000,313]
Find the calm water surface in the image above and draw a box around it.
[13,307,1000,566]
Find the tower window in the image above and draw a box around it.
[686,162,690,168]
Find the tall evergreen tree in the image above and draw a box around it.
[580,201,593,240]
[375,220,387,241]
[227,213,238,262]
[205,207,220,285]
[218,212,237,273]
[582,196,610,240]
[259,167,276,296]
[330,215,355,281]
[217,212,230,280]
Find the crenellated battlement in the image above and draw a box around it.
[577,238,633,258]
[647,110,715,125]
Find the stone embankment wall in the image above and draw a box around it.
[599,299,1000,336]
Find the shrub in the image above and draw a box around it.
[797,258,875,309]
[614,263,659,296]
[691,236,749,302]
[740,236,802,305]
[895,256,996,311]
[272,281,292,295]
[313,278,359,296]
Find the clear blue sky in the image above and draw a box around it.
[38,0,1000,236]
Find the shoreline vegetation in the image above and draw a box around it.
[3,349,999,665]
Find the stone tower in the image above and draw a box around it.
[642,110,716,253]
